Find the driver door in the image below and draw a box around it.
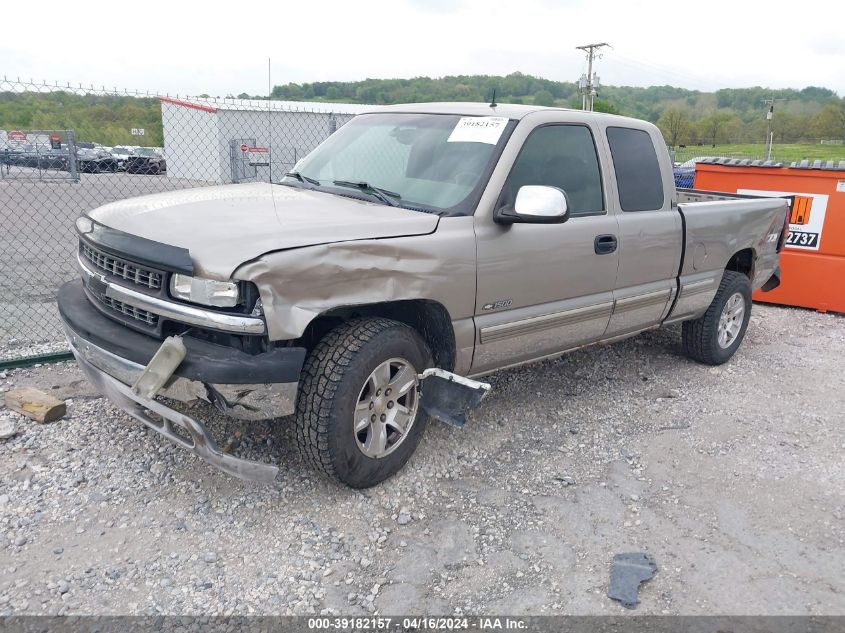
[472,122,619,374]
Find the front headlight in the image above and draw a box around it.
[75,216,94,234]
[169,274,239,308]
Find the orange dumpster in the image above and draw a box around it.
[693,159,845,314]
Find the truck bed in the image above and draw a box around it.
[677,188,787,204]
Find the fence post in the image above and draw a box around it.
[67,130,78,181]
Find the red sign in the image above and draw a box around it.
[240,143,248,153]
[8,130,26,142]
[49,134,61,142]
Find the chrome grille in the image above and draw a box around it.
[98,295,159,326]
[80,241,163,290]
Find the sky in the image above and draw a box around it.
[2,0,844,97]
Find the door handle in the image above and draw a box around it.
[594,234,618,255]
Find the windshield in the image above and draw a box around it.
[135,148,157,157]
[288,113,512,214]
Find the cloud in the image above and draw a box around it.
[404,0,466,12]
[3,0,843,96]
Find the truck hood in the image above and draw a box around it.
[86,182,440,278]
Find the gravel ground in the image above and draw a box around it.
[0,304,843,616]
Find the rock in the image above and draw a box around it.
[555,475,576,486]
[0,419,18,440]
[4,387,67,423]
[203,552,218,563]
[58,580,70,594]
[14,535,27,547]
[53,547,64,555]
[397,510,412,525]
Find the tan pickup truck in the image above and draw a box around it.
[59,103,789,487]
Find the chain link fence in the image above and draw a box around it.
[1,78,363,363]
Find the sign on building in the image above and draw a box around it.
[131,128,145,136]
[246,146,270,167]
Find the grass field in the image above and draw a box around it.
[674,143,845,164]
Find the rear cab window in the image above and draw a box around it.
[606,127,665,212]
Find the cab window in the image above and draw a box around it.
[501,124,604,217]
[606,126,665,212]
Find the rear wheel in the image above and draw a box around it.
[682,270,752,365]
[295,318,431,488]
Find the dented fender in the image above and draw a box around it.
[234,216,478,345]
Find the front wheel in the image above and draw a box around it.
[682,270,752,365]
[295,318,431,488]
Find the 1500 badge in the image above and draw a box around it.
[482,299,512,311]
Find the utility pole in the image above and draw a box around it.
[762,95,787,161]
[576,42,609,111]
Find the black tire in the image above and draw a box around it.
[295,318,432,488]
[682,270,752,365]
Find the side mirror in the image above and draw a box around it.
[494,185,570,225]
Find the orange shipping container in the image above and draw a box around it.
[693,160,845,314]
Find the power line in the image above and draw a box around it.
[602,51,727,92]
[576,43,609,111]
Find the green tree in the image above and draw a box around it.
[813,104,845,141]
[658,107,691,148]
[698,110,733,146]
[533,90,555,107]
[593,99,620,115]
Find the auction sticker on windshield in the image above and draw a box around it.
[447,116,508,144]
[738,188,828,251]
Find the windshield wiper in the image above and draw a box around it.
[284,171,321,186]
[332,180,401,207]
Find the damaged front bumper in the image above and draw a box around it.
[58,280,305,483]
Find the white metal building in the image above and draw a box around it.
[160,97,376,184]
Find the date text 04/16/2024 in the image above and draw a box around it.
[307,616,528,630]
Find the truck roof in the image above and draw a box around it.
[361,101,625,121]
